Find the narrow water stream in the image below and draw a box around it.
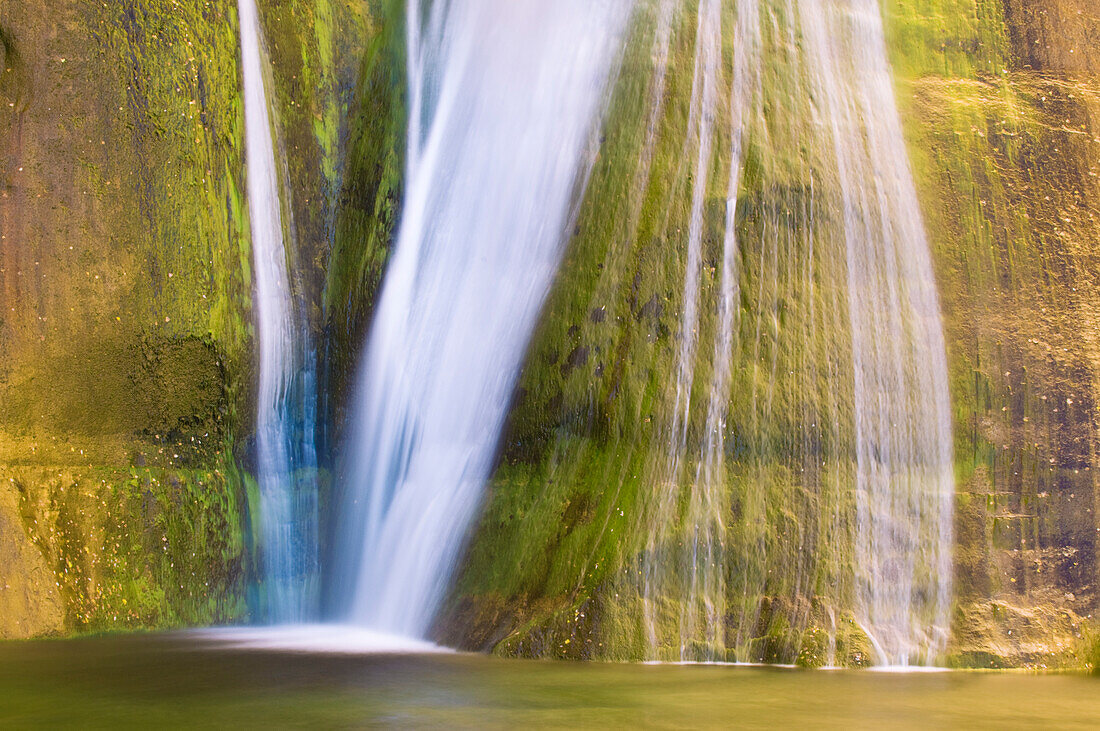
[238,0,320,624]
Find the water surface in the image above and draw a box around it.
[0,635,1096,727]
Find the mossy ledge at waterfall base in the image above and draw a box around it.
[2,0,1100,670]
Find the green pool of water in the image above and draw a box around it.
[0,634,1097,728]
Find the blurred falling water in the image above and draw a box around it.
[239,0,320,623]
[337,0,632,638]
[643,0,721,659]
[644,0,763,662]
[799,0,953,666]
[681,0,761,661]
[637,0,951,666]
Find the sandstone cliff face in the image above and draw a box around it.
[0,0,364,637]
[910,0,1100,667]
[436,0,1100,667]
[0,0,254,637]
[1004,0,1098,75]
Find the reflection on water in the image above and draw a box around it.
[0,634,1097,727]
[190,624,449,655]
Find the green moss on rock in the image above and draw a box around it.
[436,0,1100,670]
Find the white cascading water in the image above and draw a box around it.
[643,0,762,661]
[639,0,951,666]
[799,0,953,666]
[642,0,719,657]
[681,0,761,660]
[338,0,632,638]
[239,0,320,624]
[668,0,721,486]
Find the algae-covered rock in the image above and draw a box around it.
[896,0,1100,668]
[0,0,367,636]
[1084,629,1100,675]
[0,0,256,635]
[796,627,830,669]
[0,478,64,639]
[438,0,1100,668]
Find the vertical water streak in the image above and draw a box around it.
[239,0,320,623]
[642,0,722,658]
[682,0,761,660]
[622,0,682,652]
[340,0,632,638]
[641,0,766,663]
[670,0,722,481]
[635,0,951,665]
[799,0,954,666]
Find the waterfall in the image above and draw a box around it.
[644,0,722,655]
[636,0,951,666]
[681,0,761,661]
[239,0,320,624]
[336,0,632,638]
[799,0,954,666]
[643,0,764,661]
[643,0,765,662]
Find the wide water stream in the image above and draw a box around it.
[0,634,1096,727]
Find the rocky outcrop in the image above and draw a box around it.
[909,0,1100,667]
[438,0,1100,667]
[0,0,365,636]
